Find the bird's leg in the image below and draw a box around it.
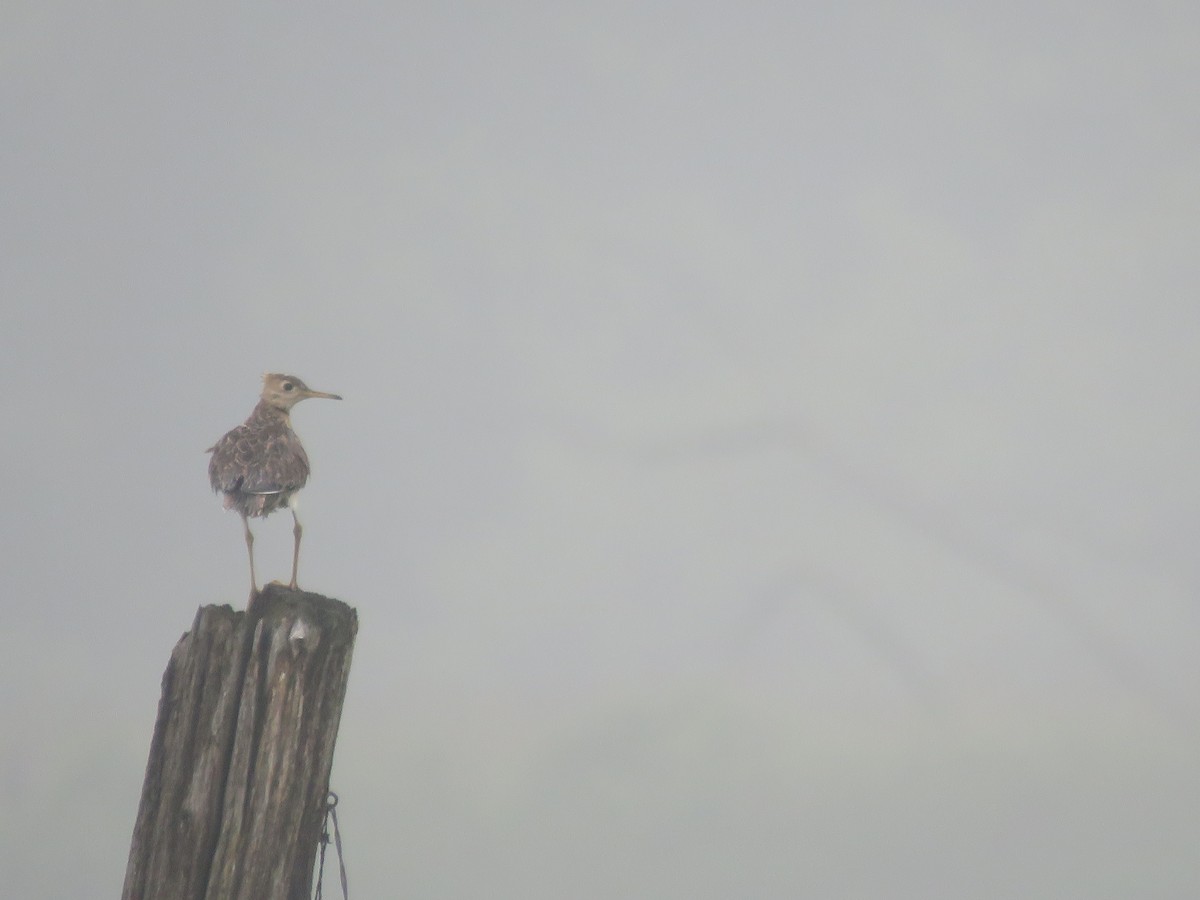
[289,507,303,591]
[242,514,259,599]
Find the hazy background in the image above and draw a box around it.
[3,2,1199,897]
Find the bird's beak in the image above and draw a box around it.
[304,389,343,401]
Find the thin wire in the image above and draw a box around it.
[330,796,349,898]
[315,829,328,900]
[314,792,348,899]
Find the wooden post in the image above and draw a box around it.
[122,585,357,900]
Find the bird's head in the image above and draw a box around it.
[260,373,343,411]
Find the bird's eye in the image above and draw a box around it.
[283,383,294,391]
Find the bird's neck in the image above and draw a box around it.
[248,400,291,428]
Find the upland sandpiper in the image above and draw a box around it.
[207,373,341,598]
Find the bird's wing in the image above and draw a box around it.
[208,424,311,495]
[253,428,311,493]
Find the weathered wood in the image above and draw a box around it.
[123,585,357,900]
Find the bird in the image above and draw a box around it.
[207,373,342,599]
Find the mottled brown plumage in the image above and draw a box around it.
[208,373,341,598]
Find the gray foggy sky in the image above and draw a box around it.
[2,2,1199,898]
